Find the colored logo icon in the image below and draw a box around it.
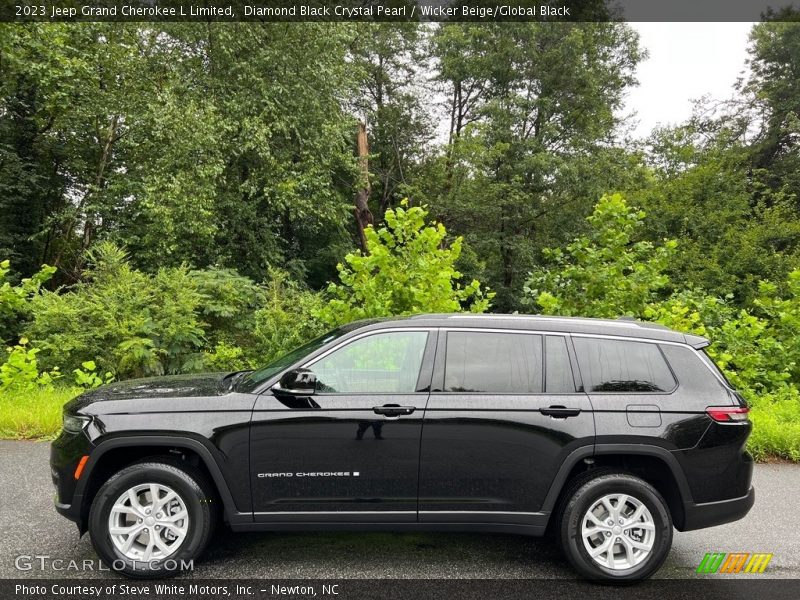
[697,552,773,574]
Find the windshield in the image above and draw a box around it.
[236,328,347,392]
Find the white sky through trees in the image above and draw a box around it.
[624,22,754,138]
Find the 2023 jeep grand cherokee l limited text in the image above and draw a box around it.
[51,314,754,582]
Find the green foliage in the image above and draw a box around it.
[749,394,800,462]
[189,267,264,359]
[25,243,206,379]
[526,193,800,459]
[0,385,81,439]
[525,194,676,318]
[203,342,253,373]
[250,268,327,364]
[429,22,645,309]
[0,260,56,344]
[639,124,800,304]
[73,360,114,389]
[202,268,328,371]
[0,338,60,392]
[318,201,493,326]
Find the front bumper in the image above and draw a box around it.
[50,428,94,527]
[680,486,755,531]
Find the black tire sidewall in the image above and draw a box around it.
[88,462,213,578]
[561,475,673,582]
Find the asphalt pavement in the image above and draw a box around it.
[1,440,798,581]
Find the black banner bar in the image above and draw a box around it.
[4,579,800,600]
[2,1,799,23]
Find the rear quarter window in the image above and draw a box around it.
[659,344,730,393]
[698,349,734,388]
[573,337,676,393]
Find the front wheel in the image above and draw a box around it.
[88,460,217,578]
[559,472,673,582]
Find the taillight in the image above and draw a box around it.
[706,406,750,423]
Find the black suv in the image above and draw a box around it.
[51,314,754,582]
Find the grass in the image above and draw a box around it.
[0,386,81,439]
[749,404,800,462]
[1,386,799,462]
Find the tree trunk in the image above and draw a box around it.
[354,121,373,253]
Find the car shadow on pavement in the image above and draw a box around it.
[196,528,571,579]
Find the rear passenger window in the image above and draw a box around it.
[545,336,576,393]
[573,338,676,393]
[444,332,542,393]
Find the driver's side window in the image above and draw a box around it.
[308,331,428,394]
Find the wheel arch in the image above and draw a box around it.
[542,444,693,530]
[76,435,249,534]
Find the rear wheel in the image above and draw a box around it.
[559,472,673,582]
[88,460,217,578]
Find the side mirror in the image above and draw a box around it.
[273,368,317,396]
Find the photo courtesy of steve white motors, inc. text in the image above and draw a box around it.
[14,583,337,597]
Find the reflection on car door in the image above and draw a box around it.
[419,330,595,525]
[250,329,436,522]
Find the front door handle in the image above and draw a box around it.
[540,405,582,418]
[373,404,415,417]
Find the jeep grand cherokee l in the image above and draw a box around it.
[51,314,754,582]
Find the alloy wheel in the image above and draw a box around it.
[107,483,189,562]
[580,493,656,571]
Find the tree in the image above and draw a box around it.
[634,15,800,304]
[746,13,800,204]
[428,23,644,310]
[0,23,360,287]
[318,201,493,326]
[349,24,433,217]
[524,194,676,318]
[638,122,800,304]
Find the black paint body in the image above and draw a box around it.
[51,314,754,536]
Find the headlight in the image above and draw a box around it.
[62,414,91,434]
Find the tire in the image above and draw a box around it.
[88,459,217,579]
[558,471,673,583]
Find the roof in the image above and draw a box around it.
[349,314,709,348]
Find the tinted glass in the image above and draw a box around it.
[444,332,543,393]
[661,345,728,393]
[573,338,676,393]
[310,331,428,393]
[238,328,348,390]
[699,349,733,387]
[545,336,576,393]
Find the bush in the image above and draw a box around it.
[749,392,800,461]
[525,194,676,318]
[190,267,263,352]
[251,268,327,364]
[0,338,61,391]
[200,269,327,371]
[25,243,206,379]
[0,260,56,346]
[318,201,493,326]
[525,193,800,460]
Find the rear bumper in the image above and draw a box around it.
[680,486,755,531]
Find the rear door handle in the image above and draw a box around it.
[539,405,582,418]
[373,404,415,417]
